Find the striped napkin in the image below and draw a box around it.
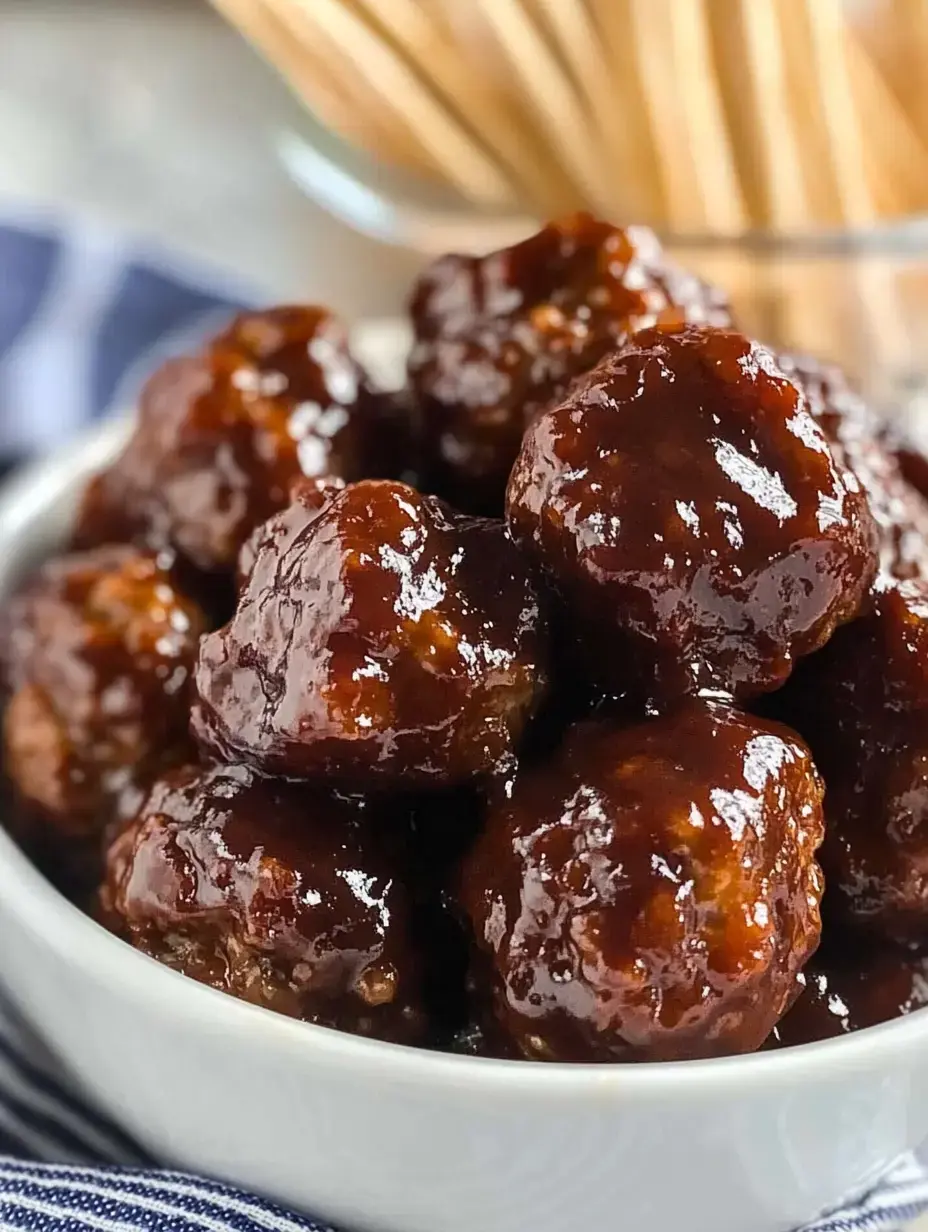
[0,210,251,473]
[0,209,927,1232]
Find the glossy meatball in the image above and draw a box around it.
[895,437,928,506]
[460,699,824,1062]
[235,474,346,592]
[1,546,206,838]
[73,306,399,577]
[401,785,491,1045]
[768,944,928,1047]
[101,763,424,1043]
[780,579,928,942]
[409,214,731,515]
[778,353,928,581]
[882,380,928,503]
[447,1018,520,1059]
[506,325,879,703]
[192,480,548,787]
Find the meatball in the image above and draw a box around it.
[403,786,488,1044]
[235,474,346,592]
[768,944,928,1047]
[779,579,928,942]
[895,437,928,506]
[409,214,731,515]
[460,699,824,1062]
[192,480,548,787]
[73,306,399,577]
[777,352,928,581]
[447,1019,519,1060]
[101,763,425,1044]
[506,325,878,703]
[1,546,206,839]
[882,381,928,503]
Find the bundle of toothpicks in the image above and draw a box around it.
[212,0,928,384]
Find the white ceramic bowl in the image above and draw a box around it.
[1,325,928,1232]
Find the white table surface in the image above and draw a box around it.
[0,2,925,1227]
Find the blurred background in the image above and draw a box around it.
[3,0,928,465]
[0,0,423,316]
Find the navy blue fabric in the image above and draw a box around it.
[0,217,253,465]
[0,227,58,438]
[0,214,926,1231]
[88,264,249,420]
[0,228,58,357]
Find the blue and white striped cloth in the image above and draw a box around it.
[0,210,252,473]
[0,988,332,1232]
[1,211,928,1232]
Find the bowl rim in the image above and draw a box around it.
[2,412,927,1100]
[277,119,928,257]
